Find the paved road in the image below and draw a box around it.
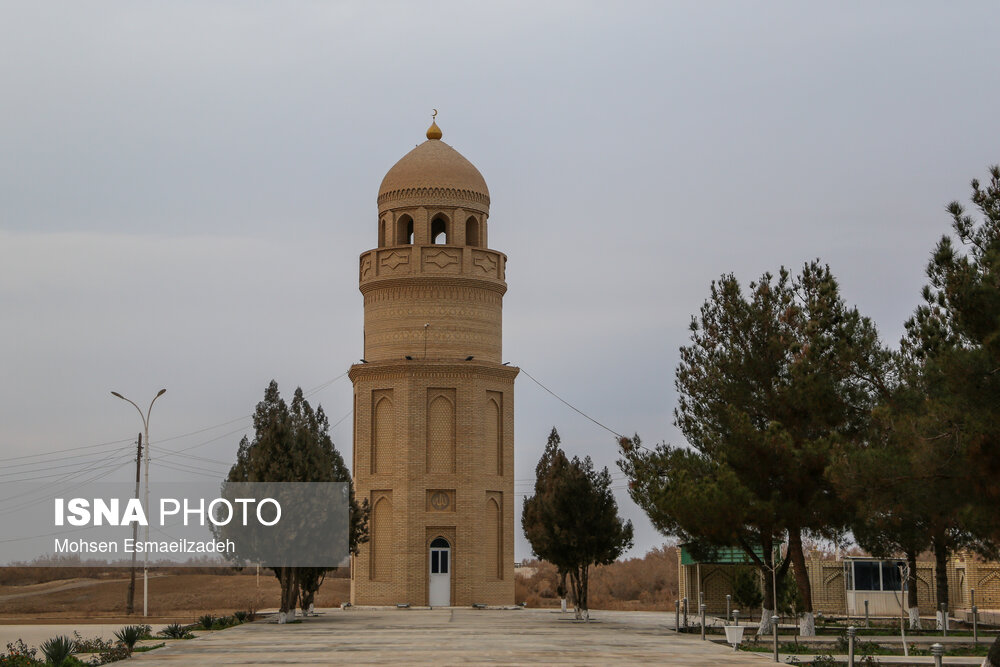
[129,607,773,665]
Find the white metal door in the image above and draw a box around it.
[429,537,451,607]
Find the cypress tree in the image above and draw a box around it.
[227,381,369,622]
[523,428,634,620]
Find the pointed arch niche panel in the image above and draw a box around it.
[426,388,456,474]
[371,389,395,475]
[485,391,503,476]
[465,216,480,247]
[370,491,393,581]
[485,492,503,580]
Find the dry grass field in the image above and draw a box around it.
[0,546,678,624]
[0,570,350,625]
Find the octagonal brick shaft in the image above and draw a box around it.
[350,121,518,607]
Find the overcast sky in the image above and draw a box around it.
[2,1,999,560]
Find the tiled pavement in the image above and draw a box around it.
[128,607,773,665]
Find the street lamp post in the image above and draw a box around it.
[111,388,166,618]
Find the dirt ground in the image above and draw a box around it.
[0,573,350,625]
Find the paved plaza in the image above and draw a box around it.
[128,607,771,665]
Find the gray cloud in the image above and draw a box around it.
[2,1,999,559]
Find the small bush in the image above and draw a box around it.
[803,656,838,667]
[158,624,194,640]
[233,611,249,623]
[113,626,145,654]
[515,546,680,611]
[513,575,532,605]
[197,614,215,630]
[93,645,130,665]
[70,632,112,653]
[0,639,41,667]
[39,636,75,667]
[731,565,763,613]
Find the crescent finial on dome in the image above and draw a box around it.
[427,109,442,140]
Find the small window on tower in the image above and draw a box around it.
[466,217,480,247]
[431,215,448,244]
[397,215,414,245]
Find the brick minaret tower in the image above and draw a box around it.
[349,118,517,606]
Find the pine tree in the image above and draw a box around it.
[522,428,634,620]
[618,434,789,634]
[620,262,887,635]
[829,348,975,630]
[904,167,1000,657]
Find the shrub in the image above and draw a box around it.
[70,633,112,653]
[514,546,681,611]
[513,575,533,605]
[197,614,215,630]
[0,639,40,667]
[93,645,130,665]
[731,565,763,613]
[158,624,193,640]
[113,626,145,654]
[809,657,839,667]
[587,545,679,610]
[39,636,75,667]
[233,611,249,623]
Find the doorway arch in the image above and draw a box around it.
[429,536,451,606]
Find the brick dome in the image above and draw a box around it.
[377,129,490,214]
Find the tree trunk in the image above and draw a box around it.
[932,535,949,630]
[758,607,774,635]
[571,569,581,620]
[757,536,775,636]
[300,589,314,616]
[787,529,815,636]
[570,565,590,621]
[558,570,568,612]
[906,550,921,630]
[756,536,791,636]
[278,566,298,624]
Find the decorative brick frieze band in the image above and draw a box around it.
[378,187,490,215]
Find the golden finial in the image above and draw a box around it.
[426,108,442,140]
